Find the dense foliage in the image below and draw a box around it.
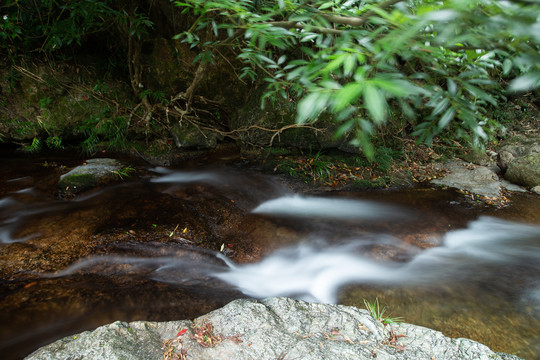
[0,1,152,55]
[173,0,540,156]
[1,0,539,156]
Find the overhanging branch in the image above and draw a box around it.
[265,0,404,35]
[320,0,404,27]
[269,21,343,35]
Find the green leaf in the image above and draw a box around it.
[447,79,457,95]
[363,84,387,124]
[343,54,357,77]
[255,54,276,64]
[333,83,363,112]
[334,119,356,139]
[509,72,540,92]
[462,83,497,105]
[431,97,450,116]
[371,78,419,97]
[438,107,455,130]
[297,92,328,123]
[320,80,342,90]
[319,2,335,10]
[357,119,375,159]
[300,33,321,42]
[324,53,347,73]
[502,59,513,75]
[399,99,416,120]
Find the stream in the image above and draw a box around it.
[1,148,539,359]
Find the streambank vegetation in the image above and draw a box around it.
[1,0,539,172]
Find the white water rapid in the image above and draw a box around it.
[251,194,411,220]
[214,214,540,304]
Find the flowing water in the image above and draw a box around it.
[1,147,539,359]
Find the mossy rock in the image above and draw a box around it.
[504,153,540,188]
[57,158,127,198]
[58,173,98,191]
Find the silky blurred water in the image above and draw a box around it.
[1,149,539,359]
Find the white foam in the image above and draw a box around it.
[251,195,410,220]
[150,169,220,184]
[214,217,540,303]
[214,243,401,303]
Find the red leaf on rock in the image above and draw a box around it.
[177,329,188,337]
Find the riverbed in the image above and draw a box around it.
[1,147,539,359]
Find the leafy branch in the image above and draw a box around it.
[173,0,540,158]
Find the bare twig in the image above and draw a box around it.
[13,65,45,83]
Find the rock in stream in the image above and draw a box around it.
[56,158,127,198]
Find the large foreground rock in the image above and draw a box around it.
[25,297,522,360]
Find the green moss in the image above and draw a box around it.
[264,147,291,157]
[58,173,97,188]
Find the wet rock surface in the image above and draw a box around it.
[56,158,127,198]
[25,297,522,360]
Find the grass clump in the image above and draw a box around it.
[112,166,135,179]
[363,298,403,325]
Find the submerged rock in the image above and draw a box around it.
[56,158,128,198]
[25,297,522,360]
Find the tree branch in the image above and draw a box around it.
[269,21,343,35]
[266,0,404,35]
[319,0,404,27]
[184,60,208,108]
